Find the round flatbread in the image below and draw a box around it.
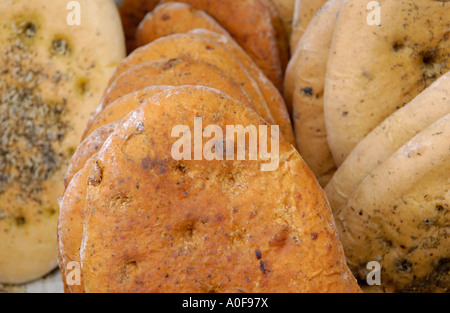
[285,0,343,187]
[58,154,99,293]
[189,30,294,145]
[99,58,253,117]
[107,33,279,136]
[324,0,450,166]
[0,0,125,284]
[65,85,360,292]
[284,0,342,108]
[134,27,294,146]
[336,114,450,292]
[286,0,343,186]
[259,0,290,73]
[135,2,229,48]
[290,0,327,54]
[326,72,450,214]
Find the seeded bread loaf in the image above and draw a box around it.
[0,0,125,284]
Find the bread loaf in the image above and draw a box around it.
[0,0,125,284]
[59,86,361,293]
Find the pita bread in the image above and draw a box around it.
[336,114,450,292]
[271,0,296,38]
[64,122,119,190]
[66,85,360,292]
[0,0,125,284]
[100,58,253,114]
[58,155,99,293]
[107,33,280,134]
[134,28,294,145]
[325,72,450,213]
[286,0,343,186]
[189,30,294,145]
[325,0,450,165]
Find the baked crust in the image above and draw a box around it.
[61,86,360,293]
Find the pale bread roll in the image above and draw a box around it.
[336,114,450,292]
[0,0,125,284]
[325,0,450,166]
[326,72,450,213]
[284,0,342,108]
[286,0,343,186]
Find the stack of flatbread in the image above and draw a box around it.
[286,0,449,292]
[58,1,361,293]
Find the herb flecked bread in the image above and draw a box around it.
[335,113,449,293]
[324,0,450,166]
[326,72,450,214]
[286,0,342,186]
[0,0,125,284]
